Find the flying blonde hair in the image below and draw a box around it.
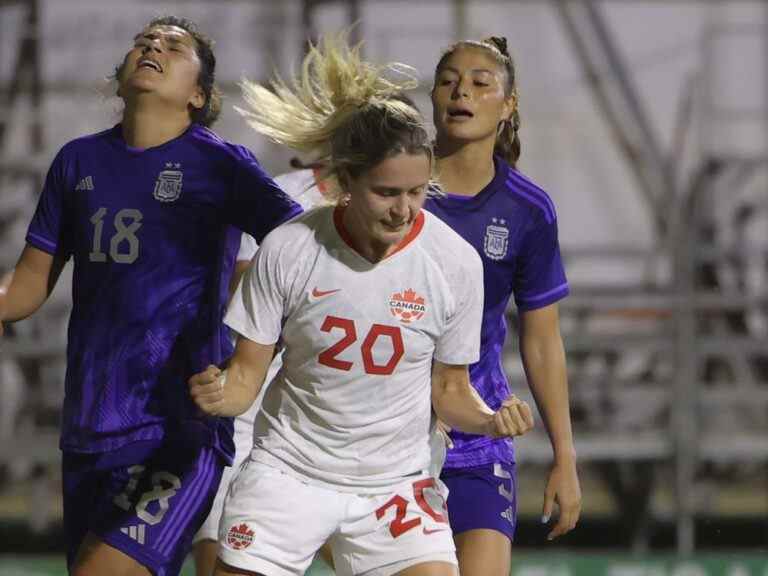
[236,33,431,199]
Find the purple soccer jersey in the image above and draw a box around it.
[26,124,302,461]
[425,156,569,468]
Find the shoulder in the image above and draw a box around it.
[184,125,261,167]
[258,206,328,253]
[57,126,117,158]
[420,211,482,275]
[499,163,559,225]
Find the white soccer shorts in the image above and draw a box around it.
[218,459,456,576]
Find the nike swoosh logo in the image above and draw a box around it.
[312,287,341,298]
[423,527,449,535]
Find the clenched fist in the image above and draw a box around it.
[487,394,534,438]
[189,365,226,416]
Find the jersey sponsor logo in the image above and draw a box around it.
[484,217,509,260]
[312,287,341,298]
[153,163,183,203]
[75,175,94,191]
[389,288,426,324]
[226,522,255,550]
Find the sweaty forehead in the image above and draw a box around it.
[439,45,502,73]
[136,25,196,46]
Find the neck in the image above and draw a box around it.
[435,136,496,197]
[121,98,193,149]
[341,208,405,264]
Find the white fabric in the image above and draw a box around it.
[196,169,325,543]
[218,459,456,576]
[225,206,483,492]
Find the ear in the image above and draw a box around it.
[189,85,205,111]
[502,91,518,122]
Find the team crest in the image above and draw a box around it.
[226,523,255,550]
[484,218,509,260]
[153,163,183,202]
[390,288,427,324]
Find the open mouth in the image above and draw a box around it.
[137,58,163,73]
[448,108,474,119]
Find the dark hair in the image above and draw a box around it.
[114,15,222,127]
[435,36,521,167]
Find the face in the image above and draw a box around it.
[117,25,205,113]
[432,46,514,145]
[343,152,431,255]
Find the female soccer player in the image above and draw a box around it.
[424,37,582,576]
[188,35,534,576]
[0,16,301,576]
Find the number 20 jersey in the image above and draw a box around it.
[25,124,302,458]
[225,205,484,492]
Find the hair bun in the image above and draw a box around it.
[485,36,509,57]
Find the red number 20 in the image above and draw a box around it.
[318,316,404,375]
[375,478,448,538]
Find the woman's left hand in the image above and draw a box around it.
[541,456,582,541]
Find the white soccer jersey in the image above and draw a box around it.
[225,205,483,492]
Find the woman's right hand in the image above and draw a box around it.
[188,365,225,416]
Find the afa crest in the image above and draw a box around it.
[390,288,427,324]
[153,163,183,202]
[226,523,255,550]
[484,218,509,261]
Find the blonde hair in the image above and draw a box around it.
[236,34,431,200]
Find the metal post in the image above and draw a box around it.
[453,0,467,41]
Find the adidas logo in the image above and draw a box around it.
[75,176,94,191]
[120,524,146,545]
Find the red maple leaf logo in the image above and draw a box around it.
[227,523,255,550]
[390,288,427,324]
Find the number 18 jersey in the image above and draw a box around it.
[25,124,301,458]
[225,205,483,492]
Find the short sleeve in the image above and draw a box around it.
[25,149,72,257]
[434,250,484,365]
[513,212,569,311]
[237,233,258,262]
[224,232,286,345]
[226,146,303,243]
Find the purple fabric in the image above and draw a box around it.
[425,157,568,468]
[441,461,517,541]
[26,124,302,461]
[62,437,224,575]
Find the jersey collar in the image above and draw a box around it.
[333,205,425,261]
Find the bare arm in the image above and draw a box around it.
[228,260,251,298]
[519,302,581,538]
[1,245,66,332]
[188,337,275,417]
[431,360,533,437]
